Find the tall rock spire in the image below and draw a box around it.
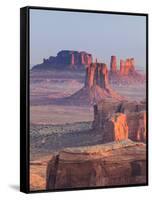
[85,62,109,89]
[110,56,117,73]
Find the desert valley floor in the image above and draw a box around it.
[30,69,146,191]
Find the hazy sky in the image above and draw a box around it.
[30,9,146,69]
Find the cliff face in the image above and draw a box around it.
[127,111,146,142]
[120,59,125,75]
[110,56,135,75]
[32,50,92,70]
[93,100,146,143]
[85,63,109,89]
[110,56,117,73]
[46,141,146,190]
[103,113,128,143]
[124,58,135,75]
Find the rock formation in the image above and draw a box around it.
[120,59,125,75]
[109,56,145,85]
[32,50,92,71]
[110,56,117,73]
[32,50,145,84]
[103,113,128,143]
[110,56,135,75]
[85,63,109,89]
[124,58,135,75]
[127,111,146,143]
[93,99,146,143]
[46,140,146,190]
[51,62,124,106]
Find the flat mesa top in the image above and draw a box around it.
[59,140,146,162]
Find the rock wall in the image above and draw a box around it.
[103,113,128,143]
[124,58,135,75]
[85,63,109,89]
[33,50,93,70]
[110,56,117,73]
[110,56,135,75]
[46,141,146,190]
[56,50,92,66]
[127,111,146,142]
[120,59,125,75]
[93,100,146,143]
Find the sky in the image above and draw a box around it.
[30,9,146,70]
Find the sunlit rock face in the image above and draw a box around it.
[110,56,135,75]
[120,59,125,75]
[103,113,129,143]
[46,141,146,190]
[110,56,117,73]
[127,111,146,143]
[124,58,135,75]
[93,99,146,143]
[85,63,109,89]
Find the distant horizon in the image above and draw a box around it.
[30,9,146,70]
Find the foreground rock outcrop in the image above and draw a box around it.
[46,140,146,190]
[93,99,146,143]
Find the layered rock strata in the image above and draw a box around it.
[110,56,117,73]
[46,140,146,190]
[32,50,92,70]
[93,99,146,143]
[110,56,135,75]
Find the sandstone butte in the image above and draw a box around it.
[32,50,137,77]
[32,50,92,70]
[110,55,117,73]
[110,56,135,76]
[53,62,124,106]
[46,140,146,190]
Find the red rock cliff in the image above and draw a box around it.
[32,50,93,70]
[85,63,109,89]
[110,56,117,73]
[93,100,146,143]
[123,58,135,75]
[46,141,146,190]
